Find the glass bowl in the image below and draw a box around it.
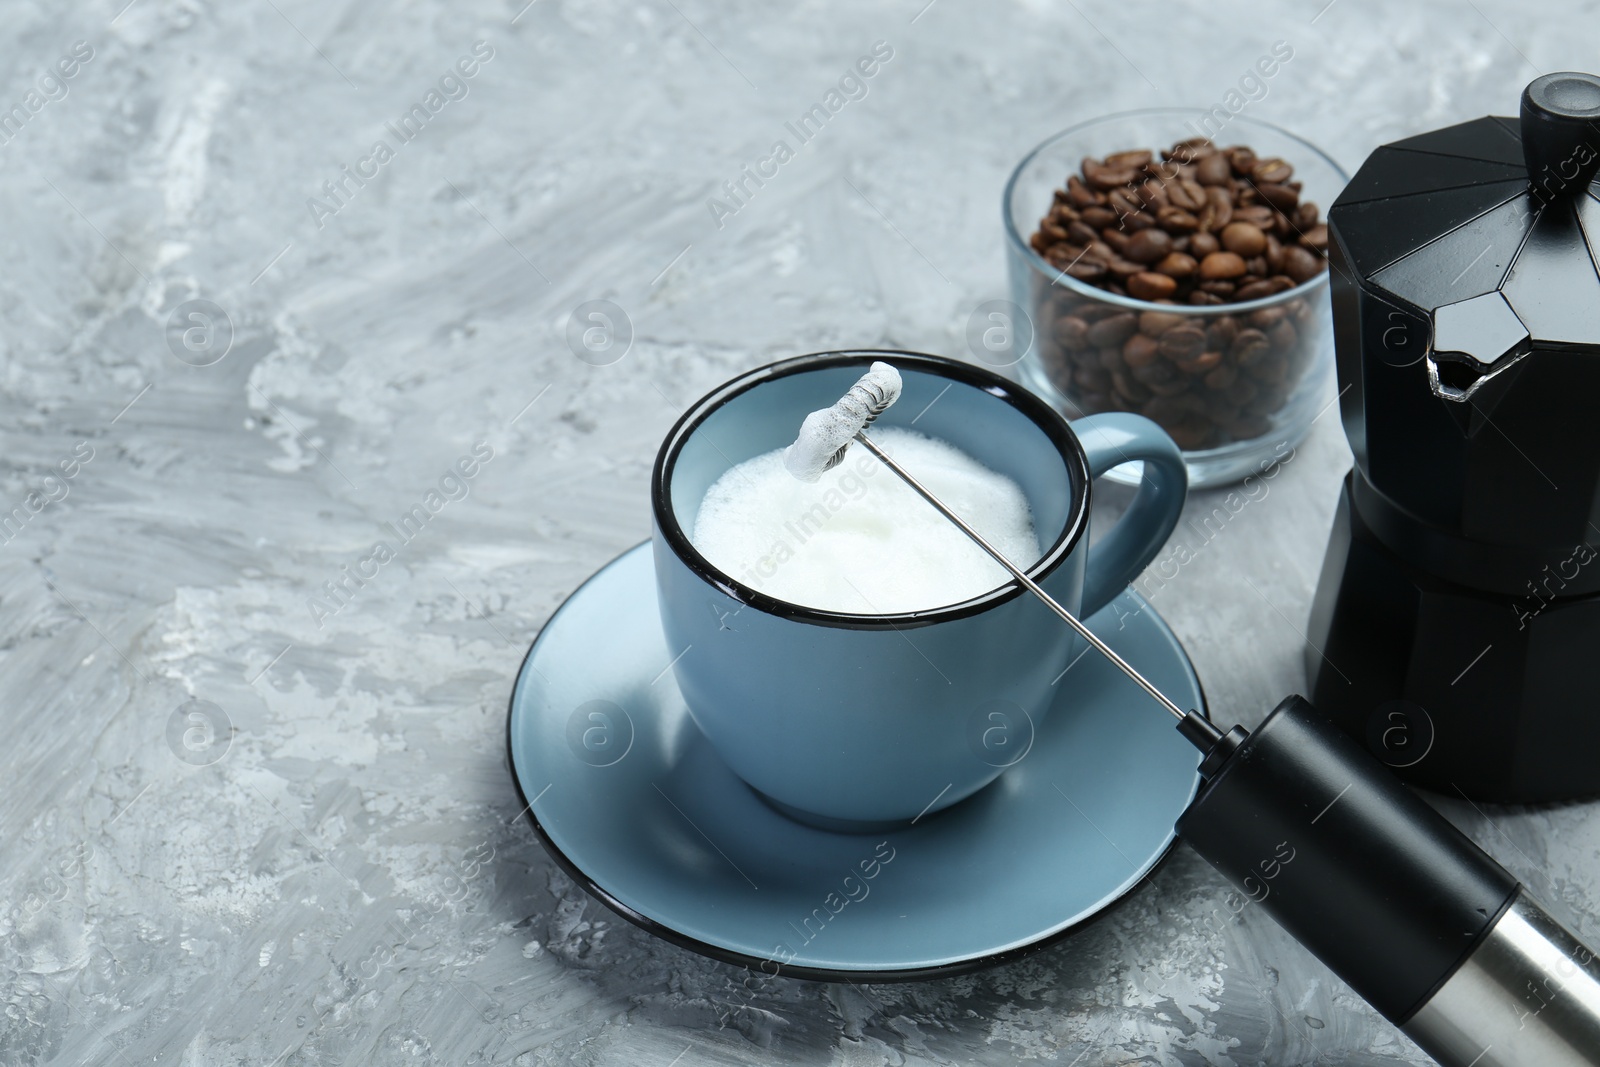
[1003,110,1349,488]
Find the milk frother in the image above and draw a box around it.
[855,425,1600,1067]
[782,364,1600,1066]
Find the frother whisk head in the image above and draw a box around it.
[782,361,903,482]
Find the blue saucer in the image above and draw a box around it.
[507,542,1206,980]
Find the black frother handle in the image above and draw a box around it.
[1178,697,1600,1066]
[1177,696,1517,1023]
[1521,72,1600,197]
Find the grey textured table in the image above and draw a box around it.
[5,1,1598,1064]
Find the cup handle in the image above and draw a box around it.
[1074,413,1188,618]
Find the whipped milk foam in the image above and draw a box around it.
[691,427,1041,613]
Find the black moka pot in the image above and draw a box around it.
[1308,72,1600,802]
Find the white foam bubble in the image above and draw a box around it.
[693,426,1041,613]
[782,361,902,482]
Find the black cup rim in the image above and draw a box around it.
[651,350,1092,631]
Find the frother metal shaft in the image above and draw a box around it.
[853,429,1189,723]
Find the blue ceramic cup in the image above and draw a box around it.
[651,351,1186,829]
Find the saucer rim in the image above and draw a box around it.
[506,540,1209,983]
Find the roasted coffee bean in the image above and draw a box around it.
[1080,205,1118,229]
[1083,160,1139,190]
[1122,333,1162,368]
[1156,206,1200,233]
[1294,201,1320,229]
[1196,152,1232,186]
[1155,251,1198,278]
[1105,148,1153,170]
[1235,278,1282,301]
[1300,224,1329,253]
[1106,256,1144,282]
[1158,325,1207,361]
[1234,204,1278,228]
[1177,349,1224,375]
[1139,310,1186,336]
[1131,356,1179,386]
[1251,158,1294,184]
[1168,179,1207,212]
[1054,316,1090,347]
[1107,188,1142,218]
[1189,231,1221,258]
[1203,363,1238,391]
[1231,328,1271,365]
[1086,311,1139,348]
[1199,251,1248,280]
[1227,145,1258,176]
[1067,220,1100,245]
[1220,222,1267,257]
[1264,235,1285,273]
[1281,245,1323,284]
[1248,306,1286,329]
[1124,228,1173,264]
[1148,157,1184,184]
[1077,302,1121,321]
[1128,271,1178,301]
[1066,176,1103,208]
[1256,182,1299,212]
[1198,280,1237,298]
[1206,316,1239,347]
[1162,137,1210,161]
[1198,186,1234,231]
[1136,179,1168,208]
